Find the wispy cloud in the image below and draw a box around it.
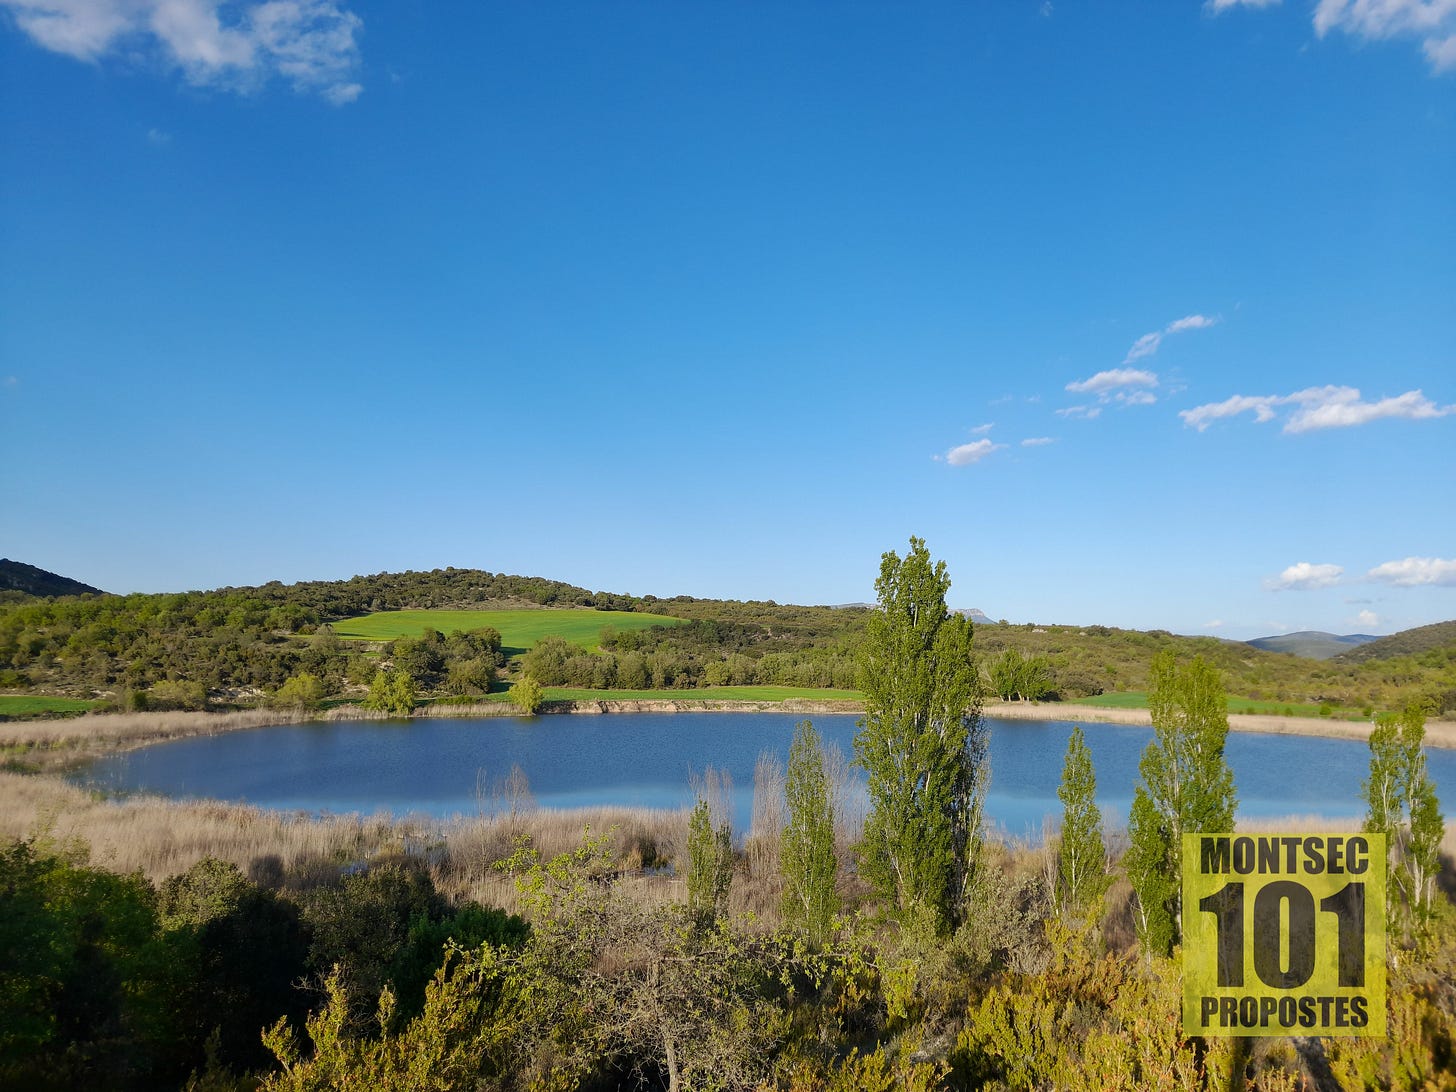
[1356,609,1381,628]
[1066,367,1159,396]
[1065,366,1160,410]
[1315,0,1456,74]
[1267,561,1345,590]
[1205,0,1281,11]
[1020,436,1055,447]
[1,0,364,102]
[1367,557,1456,587]
[1181,385,1455,433]
[940,438,1006,467]
[1055,404,1102,420]
[1123,313,1219,364]
[969,422,995,436]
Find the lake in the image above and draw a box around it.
[72,713,1456,842]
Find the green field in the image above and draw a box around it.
[1080,691,1364,720]
[540,685,862,703]
[330,609,682,652]
[0,695,101,716]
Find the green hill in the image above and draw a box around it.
[0,559,104,599]
[1333,620,1456,665]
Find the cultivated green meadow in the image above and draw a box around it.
[1081,690,1366,720]
[0,695,103,716]
[330,608,682,651]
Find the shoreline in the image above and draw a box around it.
[5,699,1454,767]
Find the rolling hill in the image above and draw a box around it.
[0,559,104,599]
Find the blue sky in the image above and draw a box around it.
[2,0,1453,640]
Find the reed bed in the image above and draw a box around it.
[5,766,1453,925]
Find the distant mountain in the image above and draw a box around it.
[0,559,104,598]
[957,608,997,625]
[1333,620,1456,665]
[1245,630,1380,660]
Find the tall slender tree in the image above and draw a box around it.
[781,720,839,944]
[1056,725,1108,917]
[854,537,986,932]
[1364,705,1444,931]
[1125,653,1236,955]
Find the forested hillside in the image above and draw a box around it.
[1,566,1453,717]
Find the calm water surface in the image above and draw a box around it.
[73,713,1456,841]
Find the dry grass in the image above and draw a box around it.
[0,769,693,911]
[988,701,1456,749]
[0,707,402,770]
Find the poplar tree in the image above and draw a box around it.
[1056,725,1107,917]
[1363,705,1444,930]
[854,537,986,932]
[781,720,839,944]
[1125,653,1236,955]
[685,799,733,930]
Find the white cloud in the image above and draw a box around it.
[1066,367,1159,395]
[1124,332,1163,363]
[1055,404,1102,420]
[943,439,1005,466]
[969,422,995,435]
[1267,561,1345,590]
[1356,609,1381,627]
[1206,619,1225,629]
[1166,313,1219,334]
[1181,385,1455,432]
[0,0,363,102]
[1313,0,1456,74]
[1427,32,1456,69]
[1285,386,1455,432]
[1020,436,1055,446]
[1123,313,1219,364]
[1367,556,1456,587]
[146,127,170,144]
[1121,389,1158,407]
[1206,0,1282,11]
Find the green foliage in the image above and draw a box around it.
[272,671,326,710]
[157,857,311,1074]
[781,720,839,945]
[1126,653,1236,956]
[363,668,417,716]
[854,536,985,932]
[989,647,1054,701]
[686,798,734,929]
[509,675,544,715]
[148,679,210,711]
[1056,726,1108,917]
[1364,705,1446,934]
[952,918,1233,1090]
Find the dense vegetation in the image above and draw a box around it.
[1,564,1453,717]
[3,542,1453,1089]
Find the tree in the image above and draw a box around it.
[854,536,986,932]
[988,649,1053,702]
[781,720,839,945]
[274,672,326,710]
[363,669,416,716]
[1055,726,1107,918]
[1363,705,1445,931]
[685,799,733,930]
[510,675,544,716]
[1125,653,1236,955]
